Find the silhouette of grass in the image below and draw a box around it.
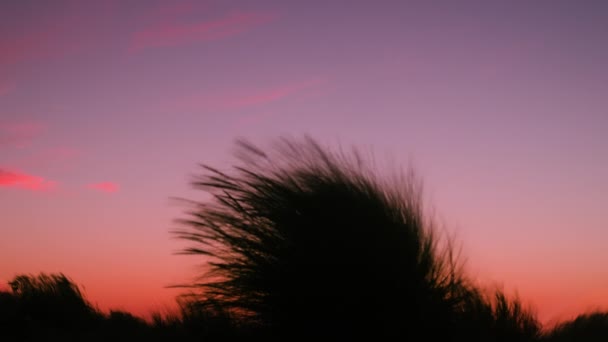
[0,273,242,341]
[543,311,608,342]
[172,136,511,339]
[0,273,103,340]
[151,296,242,340]
[454,286,541,341]
[3,137,603,341]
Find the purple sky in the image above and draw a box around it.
[1,0,607,324]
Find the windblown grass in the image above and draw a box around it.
[543,311,608,342]
[172,136,538,340]
[2,137,603,341]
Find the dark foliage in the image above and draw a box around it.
[455,287,541,341]
[543,311,608,342]
[0,273,103,340]
[150,296,243,341]
[3,137,602,341]
[173,136,541,340]
[0,273,228,341]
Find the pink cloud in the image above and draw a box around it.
[178,78,326,111]
[130,11,276,52]
[0,120,47,148]
[0,5,114,72]
[0,30,64,67]
[7,146,81,171]
[0,82,15,96]
[0,168,57,191]
[135,1,200,24]
[231,79,325,107]
[42,147,81,162]
[0,3,123,70]
[87,182,120,193]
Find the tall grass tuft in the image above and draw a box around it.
[0,273,103,340]
[173,136,477,339]
[544,311,608,342]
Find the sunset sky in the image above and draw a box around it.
[1,0,607,325]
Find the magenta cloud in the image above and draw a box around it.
[178,78,326,112]
[0,82,15,96]
[87,182,120,193]
[8,146,81,171]
[0,29,66,67]
[0,120,47,147]
[130,11,276,52]
[230,79,325,108]
[0,168,57,191]
[135,1,199,24]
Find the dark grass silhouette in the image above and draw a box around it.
[0,273,104,340]
[1,272,604,341]
[456,287,541,341]
[2,137,604,341]
[172,136,540,340]
[542,311,608,342]
[0,272,243,341]
[150,296,243,341]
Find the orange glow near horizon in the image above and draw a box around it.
[2,0,608,327]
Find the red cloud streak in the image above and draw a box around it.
[0,168,56,191]
[0,82,15,96]
[0,120,46,147]
[179,78,326,111]
[135,1,199,24]
[0,29,66,67]
[130,11,276,51]
[230,79,325,108]
[87,182,120,193]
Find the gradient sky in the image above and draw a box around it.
[1,0,607,325]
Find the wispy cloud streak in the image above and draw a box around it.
[0,120,46,147]
[179,78,326,111]
[7,147,81,171]
[230,79,325,107]
[0,168,57,191]
[0,29,66,67]
[130,11,276,52]
[0,82,15,96]
[87,182,120,193]
[135,1,199,24]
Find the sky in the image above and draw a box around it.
[1,0,607,325]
